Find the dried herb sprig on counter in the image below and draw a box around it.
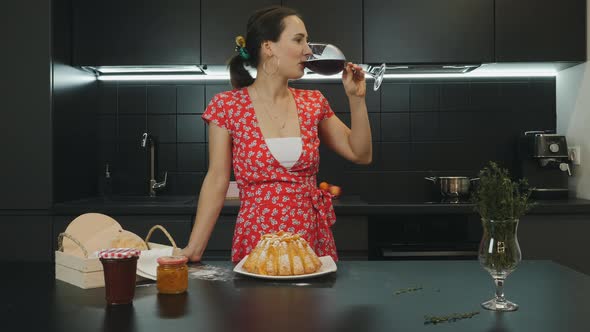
[394,286,423,295]
[424,311,480,325]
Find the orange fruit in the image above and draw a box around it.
[328,185,342,197]
[319,182,330,191]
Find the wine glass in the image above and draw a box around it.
[478,218,522,311]
[304,43,386,91]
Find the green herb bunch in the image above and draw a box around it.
[472,161,535,221]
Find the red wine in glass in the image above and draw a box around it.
[303,59,346,76]
[304,43,385,91]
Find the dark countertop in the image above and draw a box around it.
[51,195,590,216]
[4,260,589,331]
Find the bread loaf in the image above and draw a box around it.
[110,230,148,250]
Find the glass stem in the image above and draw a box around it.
[494,278,506,303]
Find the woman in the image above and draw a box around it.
[182,6,372,263]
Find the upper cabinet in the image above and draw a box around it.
[364,0,493,64]
[495,0,586,62]
[201,0,280,65]
[70,0,586,66]
[283,0,363,64]
[73,0,201,66]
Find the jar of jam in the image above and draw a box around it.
[157,256,188,294]
[98,248,141,305]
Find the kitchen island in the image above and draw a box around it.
[3,260,589,331]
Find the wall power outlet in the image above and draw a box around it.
[568,146,581,166]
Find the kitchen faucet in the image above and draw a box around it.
[141,132,167,197]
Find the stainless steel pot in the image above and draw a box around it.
[424,176,480,197]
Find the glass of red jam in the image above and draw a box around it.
[98,248,141,305]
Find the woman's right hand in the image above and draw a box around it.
[181,246,202,263]
[342,62,366,99]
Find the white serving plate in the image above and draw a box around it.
[233,255,337,280]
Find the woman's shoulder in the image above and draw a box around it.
[210,87,248,103]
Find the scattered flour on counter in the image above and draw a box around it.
[188,265,233,282]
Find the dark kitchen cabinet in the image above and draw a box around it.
[1,0,52,209]
[111,215,192,248]
[53,213,233,260]
[2,215,52,262]
[201,0,280,65]
[282,0,363,63]
[331,216,369,260]
[202,215,369,260]
[52,215,192,254]
[73,0,201,66]
[202,216,236,260]
[368,214,481,261]
[364,0,493,64]
[518,215,590,275]
[495,0,586,62]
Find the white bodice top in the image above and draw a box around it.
[264,137,303,169]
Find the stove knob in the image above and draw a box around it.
[549,143,560,153]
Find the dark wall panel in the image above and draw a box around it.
[88,78,555,202]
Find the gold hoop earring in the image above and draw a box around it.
[262,56,280,76]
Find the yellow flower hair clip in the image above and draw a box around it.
[235,35,250,60]
[235,36,246,48]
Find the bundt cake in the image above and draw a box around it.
[242,231,322,276]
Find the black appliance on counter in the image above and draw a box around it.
[518,131,572,199]
[368,214,481,261]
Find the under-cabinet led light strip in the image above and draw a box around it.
[98,72,556,82]
[96,63,558,81]
[98,74,230,81]
[98,71,556,81]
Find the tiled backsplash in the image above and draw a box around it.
[94,77,555,201]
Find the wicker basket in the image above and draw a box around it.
[55,224,180,289]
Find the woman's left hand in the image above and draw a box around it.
[342,62,366,98]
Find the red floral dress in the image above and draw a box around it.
[202,87,338,263]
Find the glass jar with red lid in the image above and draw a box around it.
[156,256,188,294]
[98,248,141,305]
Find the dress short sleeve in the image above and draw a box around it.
[317,91,335,122]
[202,93,230,132]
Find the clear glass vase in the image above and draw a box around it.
[478,218,522,311]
